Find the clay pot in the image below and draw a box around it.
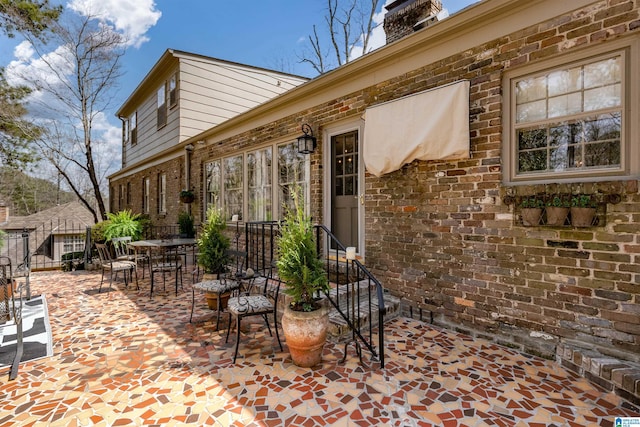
[205,292,230,310]
[570,207,596,227]
[545,207,569,226]
[281,302,329,368]
[521,208,542,226]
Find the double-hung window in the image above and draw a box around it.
[503,39,638,184]
[224,155,243,221]
[143,178,150,214]
[158,173,166,214]
[248,147,272,221]
[169,73,177,108]
[157,83,167,128]
[130,111,137,145]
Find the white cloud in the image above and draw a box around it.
[67,0,161,48]
[348,0,392,61]
[13,40,34,61]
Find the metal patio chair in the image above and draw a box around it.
[95,243,138,293]
[225,264,283,363]
[1,256,24,380]
[190,250,249,330]
[112,236,148,278]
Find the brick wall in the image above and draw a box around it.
[111,156,186,227]
[111,0,640,371]
[383,0,443,44]
[365,0,640,363]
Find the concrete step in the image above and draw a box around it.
[326,281,401,341]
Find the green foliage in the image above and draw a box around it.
[547,195,570,208]
[0,0,62,39]
[91,220,110,244]
[0,229,5,250]
[571,194,597,208]
[197,207,230,274]
[103,210,143,241]
[520,196,544,209]
[0,70,42,168]
[180,189,194,198]
[177,211,195,238]
[276,188,328,312]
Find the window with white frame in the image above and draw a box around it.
[204,141,309,222]
[157,83,167,128]
[205,160,222,212]
[224,155,243,221]
[248,147,272,221]
[63,234,84,253]
[130,111,137,145]
[123,118,129,145]
[169,73,177,108]
[158,173,166,213]
[143,177,150,214]
[278,142,308,215]
[503,40,638,184]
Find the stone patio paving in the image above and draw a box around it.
[1,270,639,426]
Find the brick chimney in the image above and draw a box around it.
[383,0,443,44]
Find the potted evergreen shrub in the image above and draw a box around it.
[197,207,230,308]
[545,195,570,226]
[520,196,544,226]
[570,194,597,227]
[177,211,195,238]
[277,188,329,367]
[180,189,195,204]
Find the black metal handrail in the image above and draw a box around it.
[244,220,386,367]
[314,225,386,367]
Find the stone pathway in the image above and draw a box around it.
[0,270,638,426]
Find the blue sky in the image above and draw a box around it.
[1,0,477,177]
[118,0,478,104]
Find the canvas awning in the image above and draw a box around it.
[363,80,470,177]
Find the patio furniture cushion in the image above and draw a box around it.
[193,279,239,294]
[227,294,272,315]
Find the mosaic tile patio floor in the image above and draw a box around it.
[1,270,638,426]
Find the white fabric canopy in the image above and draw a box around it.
[363,80,470,177]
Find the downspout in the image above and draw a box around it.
[184,144,194,215]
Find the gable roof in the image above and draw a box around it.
[0,201,95,232]
[116,49,309,118]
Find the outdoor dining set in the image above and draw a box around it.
[94,236,283,364]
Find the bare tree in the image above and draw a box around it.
[299,0,381,74]
[17,11,125,223]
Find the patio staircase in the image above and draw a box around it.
[245,221,392,367]
[325,277,401,341]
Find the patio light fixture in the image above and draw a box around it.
[296,123,317,154]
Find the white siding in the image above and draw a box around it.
[120,51,308,168]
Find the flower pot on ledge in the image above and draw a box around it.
[570,207,596,227]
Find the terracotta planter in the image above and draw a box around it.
[282,303,329,368]
[570,207,596,227]
[545,207,569,226]
[201,272,229,310]
[205,292,230,310]
[521,208,542,226]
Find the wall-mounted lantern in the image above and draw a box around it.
[296,123,317,155]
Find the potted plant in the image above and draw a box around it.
[277,188,329,368]
[177,211,195,238]
[197,207,230,308]
[520,196,544,226]
[180,189,195,204]
[545,195,570,226]
[570,194,597,227]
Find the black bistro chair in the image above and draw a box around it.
[225,265,283,363]
[0,256,24,380]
